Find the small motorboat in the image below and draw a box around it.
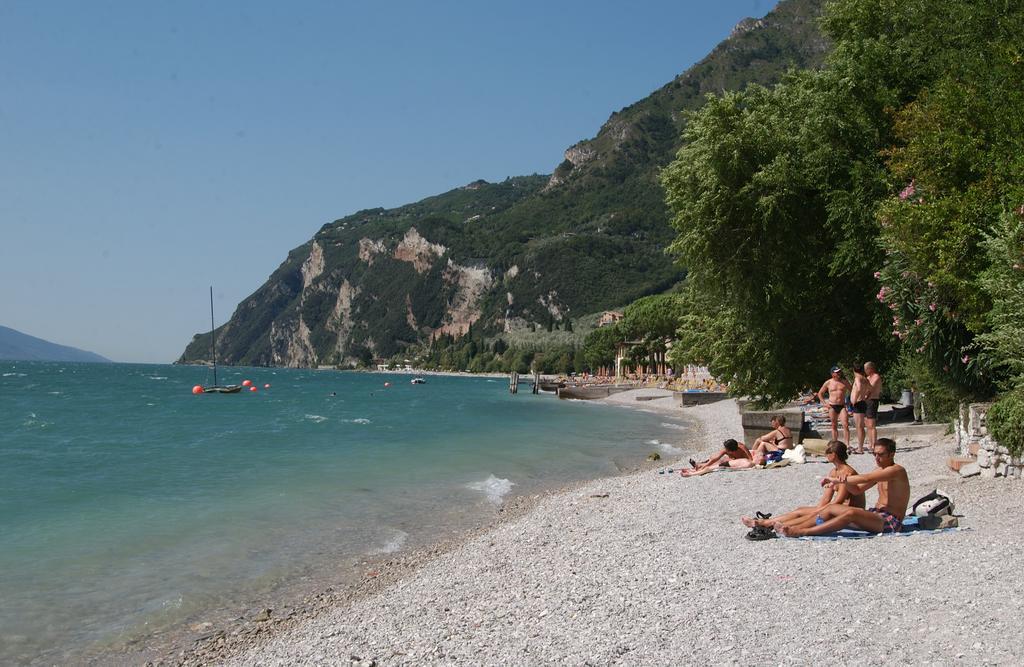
[411,377,426,384]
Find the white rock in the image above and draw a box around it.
[959,463,981,477]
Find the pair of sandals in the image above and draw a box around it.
[745,512,777,541]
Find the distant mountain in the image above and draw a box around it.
[0,326,111,363]
[179,0,830,368]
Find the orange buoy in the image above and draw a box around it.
[242,379,253,387]
[192,385,204,395]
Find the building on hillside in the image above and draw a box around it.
[597,311,623,328]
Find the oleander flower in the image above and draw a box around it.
[899,180,916,201]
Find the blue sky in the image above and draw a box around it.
[1,0,777,363]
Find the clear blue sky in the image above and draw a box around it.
[1,0,777,363]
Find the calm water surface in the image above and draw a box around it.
[0,362,693,664]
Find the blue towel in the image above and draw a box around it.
[788,516,965,541]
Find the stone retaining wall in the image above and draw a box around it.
[954,402,1022,478]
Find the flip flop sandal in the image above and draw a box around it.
[745,526,777,541]
[689,458,698,469]
[755,511,772,520]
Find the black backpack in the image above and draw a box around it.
[911,489,954,517]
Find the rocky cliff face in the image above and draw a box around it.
[178,0,829,368]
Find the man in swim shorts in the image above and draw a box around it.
[864,361,883,450]
[817,366,852,445]
[682,438,753,476]
[777,438,910,537]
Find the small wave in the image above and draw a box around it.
[660,422,688,431]
[346,418,371,425]
[147,376,168,381]
[467,475,514,505]
[161,595,183,610]
[658,442,683,455]
[369,528,408,554]
[47,391,62,396]
[304,414,328,423]
[3,372,27,377]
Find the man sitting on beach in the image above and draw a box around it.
[682,438,753,476]
[818,366,852,445]
[777,438,910,537]
[741,440,864,533]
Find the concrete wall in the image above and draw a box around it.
[557,385,634,400]
[674,391,730,407]
[741,409,804,445]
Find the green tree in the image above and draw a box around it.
[582,325,621,374]
[661,72,889,402]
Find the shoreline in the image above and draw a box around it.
[104,390,705,666]
[105,393,1024,665]
[200,396,1022,665]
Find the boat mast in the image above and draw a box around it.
[209,286,218,387]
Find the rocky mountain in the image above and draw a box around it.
[179,0,829,368]
[0,325,111,363]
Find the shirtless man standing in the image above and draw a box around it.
[778,438,910,537]
[864,361,884,451]
[818,366,852,445]
[849,365,869,454]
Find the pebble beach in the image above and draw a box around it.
[175,392,1022,666]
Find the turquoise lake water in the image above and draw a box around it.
[0,362,694,664]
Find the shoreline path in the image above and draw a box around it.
[192,395,1021,665]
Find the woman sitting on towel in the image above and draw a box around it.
[681,438,753,476]
[741,440,864,529]
[749,415,793,466]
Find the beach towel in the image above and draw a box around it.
[784,516,965,541]
[782,444,806,464]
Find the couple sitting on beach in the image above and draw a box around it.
[742,437,910,538]
[681,416,792,476]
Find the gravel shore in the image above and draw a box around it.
[202,394,1022,665]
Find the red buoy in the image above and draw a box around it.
[249,386,258,392]
[384,382,391,388]
[192,385,204,395]
[242,379,253,387]
[264,383,271,389]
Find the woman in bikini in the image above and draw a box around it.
[741,440,864,531]
[749,415,792,466]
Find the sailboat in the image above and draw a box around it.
[201,286,241,394]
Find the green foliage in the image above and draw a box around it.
[582,325,621,372]
[979,212,1024,386]
[661,0,1024,410]
[987,386,1024,458]
[661,71,890,402]
[872,0,1024,399]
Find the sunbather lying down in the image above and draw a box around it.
[741,440,863,532]
[682,438,753,476]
